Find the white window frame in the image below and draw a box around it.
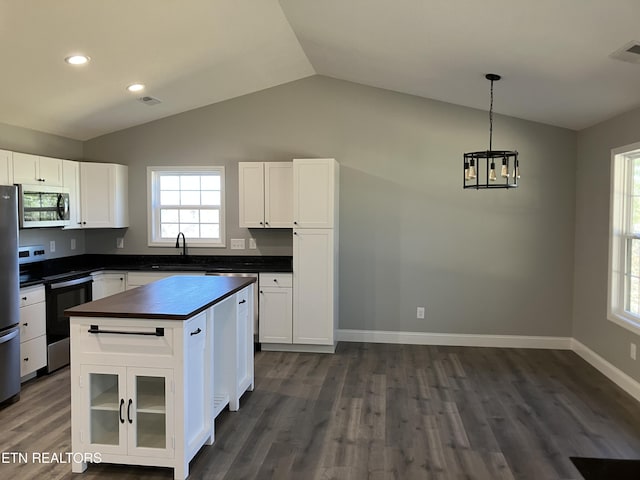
[608,141,640,335]
[147,166,225,248]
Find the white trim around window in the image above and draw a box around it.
[608,141,640,335]
[147,166,226,248]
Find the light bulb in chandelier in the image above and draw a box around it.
[500,157,509,178]
[489,161,497,181]
[512,159,520,179]
[468,159,476,179]
[464,160,470,180]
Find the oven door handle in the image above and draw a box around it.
[49,277,93,290]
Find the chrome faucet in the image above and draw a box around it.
[175,232,187,256]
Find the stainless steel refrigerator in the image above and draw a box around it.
[0,185,20,404]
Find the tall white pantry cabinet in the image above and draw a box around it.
[292,158,339,352]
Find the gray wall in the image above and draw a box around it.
[84,75,576,336]
[0,121,87,258]
[574,107,640,381]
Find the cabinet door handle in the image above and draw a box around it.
[260,290,263,294]
[119,399,125,424]
[238,299,247,304]
[21,296,27,301]
[127,399,133,424]
[190,328,202,336]
[23,357,29,362]
[23,322,28,327]
[265,221,269,226]
[294,221,298,225]
[259,221,263,225]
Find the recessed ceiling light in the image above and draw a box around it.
[127,83,145,93]
[65,55,90,65]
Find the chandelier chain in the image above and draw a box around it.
[489,78,494,152]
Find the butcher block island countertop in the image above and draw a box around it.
[65,275,255,319]
[67,274,256,480]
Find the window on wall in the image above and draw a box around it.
[147,166,225,247]
[608,142,640,334]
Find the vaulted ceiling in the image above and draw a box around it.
[2,0,640,140]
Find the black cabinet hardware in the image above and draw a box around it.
[127,399,133,424]
[119,399,125,423]
[88,325,164,337]
[190,328,202,336]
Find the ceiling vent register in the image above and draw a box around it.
[610,41,640,64]
[138,96,162,106]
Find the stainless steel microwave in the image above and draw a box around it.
[17,184,70,228]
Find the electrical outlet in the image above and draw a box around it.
[116,237,124,249]
[70,238,76,250]
[230,238,245,250]
[417,306,425,319]
[49,240,56,253]
[631,343,637,360]
[249,238,257,249]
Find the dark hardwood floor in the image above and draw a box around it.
[1,343,640,479]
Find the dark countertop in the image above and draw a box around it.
[19,254,292,288]
[65,275,256,320]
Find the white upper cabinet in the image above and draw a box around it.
[292,158,338,229]
[13,152,63,186]
[238,162,292,228]
[79,162,129,228]
[0,150,12,185]
[62,160,81,229]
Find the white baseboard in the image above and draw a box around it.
[335,329,640,404]
[571,339,640,403]
[337,329,572,349]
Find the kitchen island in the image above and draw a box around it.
[66,275,256,480]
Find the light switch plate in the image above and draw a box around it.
[49,240,56,253]
[116,237,124,249]
[249,238,257,249]
[230,238,245,250]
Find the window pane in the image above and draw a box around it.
[179,209,199,223]
[629,276,640,315]
[201,224,219,238]
[201,191,220,206]
[160,175,179,190]
[634,158,640,196]
[181,223,199,237]
[200,209,219,223]
[181,191,200,205]
[180,176,200,191]
[161,209,179,223]
[201,175,220,190]
[632,239,640,277]
[160,191,180,206]
[633,196,640,234]
[161,223,179,238]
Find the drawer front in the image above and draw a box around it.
[19,285,45,307]
[74,322,175,358]
[20,302,46,342]
[20,336,47,377]
[259,273,292,288]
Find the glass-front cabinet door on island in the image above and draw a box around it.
[80,365,174,458]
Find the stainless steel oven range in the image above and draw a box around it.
[44,273,92,373]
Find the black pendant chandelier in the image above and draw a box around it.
[463,74,519,189]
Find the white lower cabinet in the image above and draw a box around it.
[72,312,211,479]
[91,272,126,300]
[19,285,47,378]
[259,273,293,344]
[80,365,174,458]
[293,228,336,346]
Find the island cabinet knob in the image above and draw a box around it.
[21,296,27,301]
[23,357,29,362]
[190,328,202,336]
[23,322,28,327]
